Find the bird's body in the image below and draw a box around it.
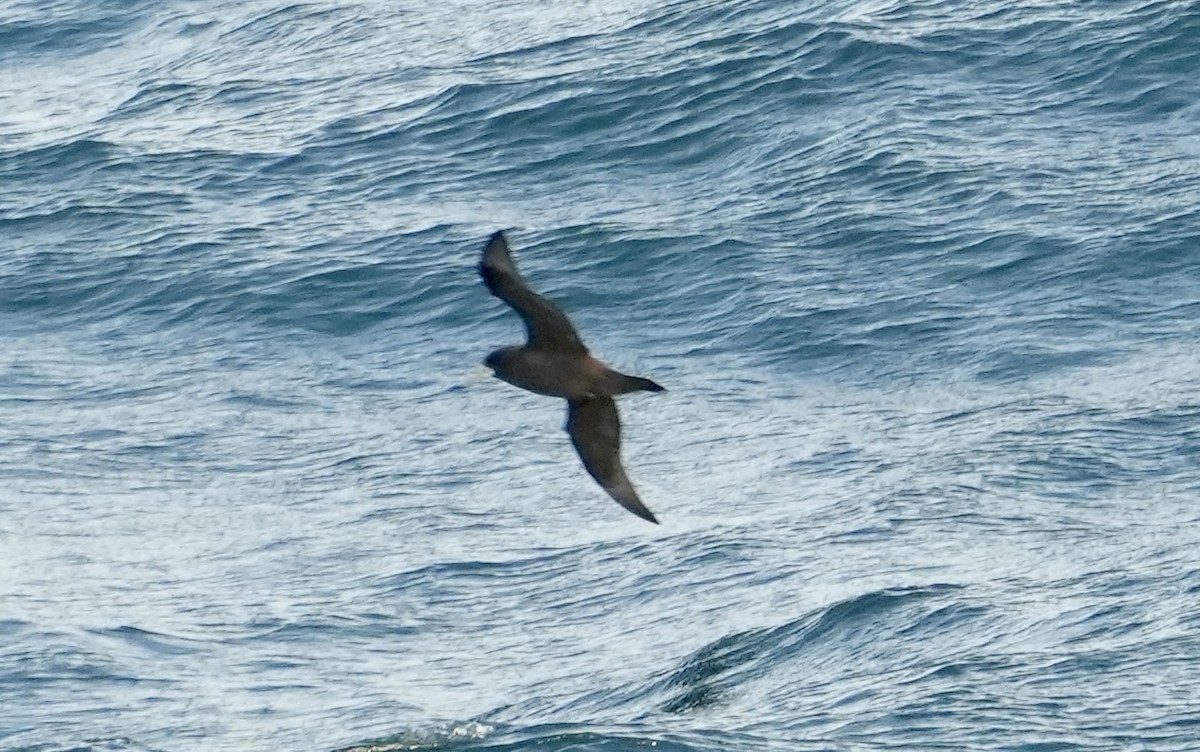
[485,347,659,400]
[478,231,665,524]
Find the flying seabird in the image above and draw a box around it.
[478,230,665,524]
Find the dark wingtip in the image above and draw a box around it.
[478,231,508,292]
[481,231,508,265]
[623,493,661,524]
[629,505,660,524]
[645,380,666,393]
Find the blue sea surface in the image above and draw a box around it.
[3,0,1200,750]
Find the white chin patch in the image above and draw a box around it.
[468,364,492,383]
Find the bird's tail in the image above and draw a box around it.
[613,373,666,394]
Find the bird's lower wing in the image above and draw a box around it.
[566,396,659,524]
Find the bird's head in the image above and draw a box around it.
[483,346,518,376]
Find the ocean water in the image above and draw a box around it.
[3,0,1200,749]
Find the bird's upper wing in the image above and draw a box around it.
[479,231,587,355]
[566,396,659,524]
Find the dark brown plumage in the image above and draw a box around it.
[479,231,664,524]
